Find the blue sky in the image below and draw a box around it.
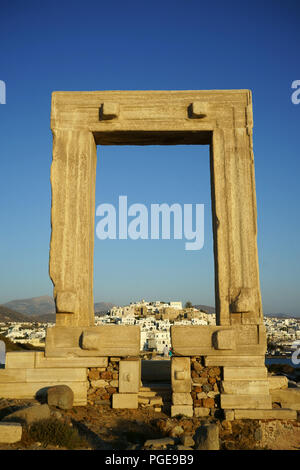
[0,0,299,315]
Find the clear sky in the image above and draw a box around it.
[0,0,299,315]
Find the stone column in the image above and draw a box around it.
[49,129,97,327]
[211,119,262,326]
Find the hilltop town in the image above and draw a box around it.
[0,299,299,358]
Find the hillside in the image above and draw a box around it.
[0,305,30,323]
[3,295,55,316]
[3,296,115,317]
[94,302,115,313]
[194,304,215,314]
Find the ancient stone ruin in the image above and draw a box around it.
[0,90,298,420]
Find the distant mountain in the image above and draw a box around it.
[194,305,215,315]
[265,313,299,319]
[94,302,115,313]
[3,296,115,317]
[0,305,29,323]
[3,295,55,316]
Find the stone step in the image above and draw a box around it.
[5,351,109,369]
[223,367,268,380]
[221,394,272,410]
[204,356,265,367]
[0,367,87,383]
[221,380,270,395]
[268,375,288,390]
[0,423,22,443]
[138,383,171,405]
[234,408,297,420]
[140,383,171,391]
[270,388,300,410]
[112,393,138,409]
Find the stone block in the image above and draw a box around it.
[0,369,26,382]
[138,397,149,405]
[26,368,87,383]
[35,352,108,369]
[223,367,268,380]
[241,312,259,325]
[224,409,235,421]
[204,356,265,367]
[119,360,140,393]
[172,393,193,405]
[212,329,236,350]
[0,381,87,406]
[221,394,272,409]
[91,379,109,388]
[180,435,195,447]
[171,357,191,393]
[5,404,50,425]
[144,437,175,448]
[221,380,269,395]
[5,351,36,369]
[194,408,210,418]
[138,391,157,398]
[0,423,22,443]
[270,389,300,408]
[194,423,219,450]
[149,397,163,406]
[234,409,297,420]
[171,405,193,418]
[203,398,215,408]
[0,367,87,383]
[230,313,242,325]
[109,380,119,388]
[47,385,74,409]
[268,375,288,390]
[112,393,138,409]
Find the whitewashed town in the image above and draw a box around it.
[1,299,300,357]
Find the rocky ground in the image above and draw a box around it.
[0,398,299,451]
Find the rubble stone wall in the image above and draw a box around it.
[191,357,222,416]
[87,357,120,405]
